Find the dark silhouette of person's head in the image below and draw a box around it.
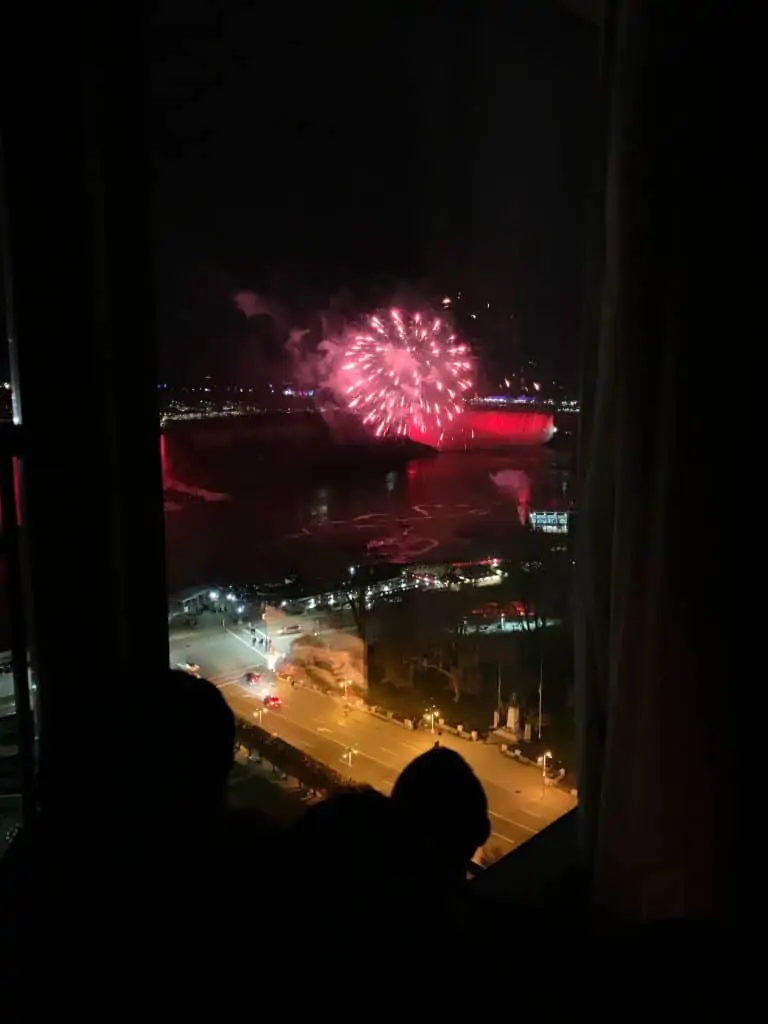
[392,747,490,879]
[288,786,407,880]
[278,786,429,961]
[113,669,235,819]
[0,670,238,983]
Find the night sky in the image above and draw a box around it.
[1,3,598,388]
[149,3,597,387]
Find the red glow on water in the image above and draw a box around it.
[411,409,555,449]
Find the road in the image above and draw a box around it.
[170,625,575,854]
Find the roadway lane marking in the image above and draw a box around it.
[231,690,538,840]
[491,831,516,846]
[211,670,246,685]
[519,805,547,820]
[278,704,504,786]
[380,747,395,754]
[342,747,394,771]
[225,627,272,664]
[211,668,271,688]
[489,810,536,834]
[272,714,397,773]
[213,677,251,690]
[220,678,548,838]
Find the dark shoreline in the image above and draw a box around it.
[163,412,437,478]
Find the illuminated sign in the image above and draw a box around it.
[529,510,569,534]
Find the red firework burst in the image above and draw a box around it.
[338,308,474,439]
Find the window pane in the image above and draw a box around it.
[157,8,593,868]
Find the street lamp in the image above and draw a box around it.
[539,750,552,797]
[342,746,358,766]
[253,708,265,726]
[341,678,349,698]
[424,707,440,733]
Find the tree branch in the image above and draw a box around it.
[342,587,365,638]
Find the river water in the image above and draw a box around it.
[163,434,573,591]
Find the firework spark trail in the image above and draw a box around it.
[336,308,474,441]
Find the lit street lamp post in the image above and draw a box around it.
[342,746,358,767]
[540,749,552,797]
[424,707,440,734]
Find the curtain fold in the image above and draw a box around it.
[575,0,742,923]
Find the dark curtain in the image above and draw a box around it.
[576,1,749,924]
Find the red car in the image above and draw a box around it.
[245,671,262,684]
[263,695,281,709]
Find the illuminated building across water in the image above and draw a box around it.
[529,510,569,534]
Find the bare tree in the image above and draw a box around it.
[422,630,482,701]
[342,582,368,642]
